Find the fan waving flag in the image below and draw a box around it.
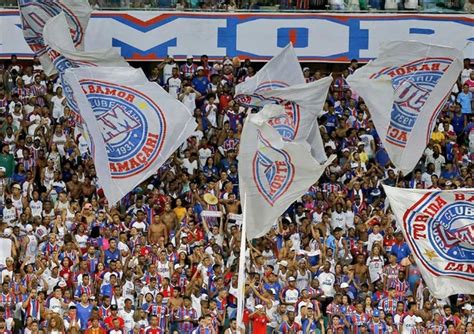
[64,66,197,205]
[383,185,474,299]
[239,105,334,240]
[347,41,463,175]
[19,0,92,76]
[234,43,304,107]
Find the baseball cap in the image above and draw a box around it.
[196,66,204,71]
[303,67,310,72]
[0,167,5,173]
[462,304,472,311]
[288,276,296,282]
[279,260,288,267]
[340,282,349,289]
[287,306,295,312]
[255,304,264,309]
[373,309,380,317]
[12,184,21,190]
[415,317,423,323]
[111,304,118,311]
[186,55,193,59]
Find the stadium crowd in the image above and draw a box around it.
[0,53,471,334]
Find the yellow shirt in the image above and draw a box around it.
[431,131,445,143]
[174,207,186,222]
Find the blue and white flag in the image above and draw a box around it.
[43,13,130,151]
[383,185,474,299]
[348,41,463,175]
[19,0,92,76]
[239,105,334,240]
[64,66,197,204]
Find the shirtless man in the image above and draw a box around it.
[169,287,183,312]
[161,203,177,233]
[224,193,240,215]
[67,174,82,200]
[148,215,168,245]
[353,254,369,285]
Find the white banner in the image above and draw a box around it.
[239,109,334,240]
[18,0,92,75]
[228,213,243,221]
[347,41,463,175]
[64,66,197,205]
[201,210,223,218]
[383,185,474,299]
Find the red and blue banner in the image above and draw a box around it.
[1,10,472,61]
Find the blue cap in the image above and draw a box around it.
[373,309,380,317]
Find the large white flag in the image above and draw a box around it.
[234,43,304,106]
[19,0,92,76]
[239,107,334,239]
[347,41,463,175]
[64,66,197,205]
[383,185,474,299]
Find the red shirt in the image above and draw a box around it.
[104,316,124,329]
[250,313,268,334]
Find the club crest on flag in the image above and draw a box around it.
[370,58,453,148]
[80,80,166,179]
[252,131,294,206]
[19,0,83,55]
[404,191,474,279]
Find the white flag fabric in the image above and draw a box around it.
[234,44,304,106]
[64,66,197,205]
[19,0,92,76]
[43,12,130,154]
[347,41,463,175]
[383,185,474,299]
[239,108,334,239]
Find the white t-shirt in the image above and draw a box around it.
[366,256,384,283]
[163,63,178,83]
[181,93,197,112]
[167,77,181,99]
[119,309,135,332]
[331,211,346,231]
[51,95,65,119]
[318,272,336,297]
[401,314,417,334]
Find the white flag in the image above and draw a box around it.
[43,12,130,154]
[234,44,304,106]
[64,66,197,205]
[347,41,463,175]
[383,185,474,299]
[239,108,334,240]
[19,0,92,76]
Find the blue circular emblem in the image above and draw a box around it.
[20,1,83,55]
[405,191,474,279]
[80,80,166,179]
[371,58,454,148]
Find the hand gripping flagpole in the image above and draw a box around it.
[236,193,247,330]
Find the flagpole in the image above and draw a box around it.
[236,193,247,330]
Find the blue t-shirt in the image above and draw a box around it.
[457,92,472,114]
[76,302,93,330]
[192,76,210,95]
[391,243,411,263]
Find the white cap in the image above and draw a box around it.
[288,276,296,282]
[196,66,204,71]
[279,260,288,267]
[186,55,193,59]
[3,228,12,237]
[25,224,33,233]
[287,306,295,312]
[303,67,310,72]
[174,263,181,270]
[255,304,264,309]
[415,316,423,323]
[340,282,349,289]
[463,304,472,311]
[0,167,5,173]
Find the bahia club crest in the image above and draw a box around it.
[79,80,166,179]
[370,58,454,148]
[253,130,294,206]
[403,191,474,279]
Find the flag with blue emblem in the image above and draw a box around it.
[383,185,474,299]
[19,0,92,76]
[64,66,197,205]
[239,104,335,240]
[348,41,463,175]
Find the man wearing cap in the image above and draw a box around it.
[191,66,210,96]
[280,277,299,305]
[0,145,14,180]
[180,56,197,80]
[368,309,387,333]
[104,304,124,330]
